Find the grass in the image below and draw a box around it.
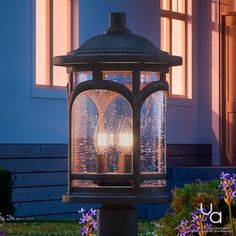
[1,219,158,236]
[2,220,80,236]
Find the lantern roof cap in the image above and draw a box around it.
[53,12,182,67]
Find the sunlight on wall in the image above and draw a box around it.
[212,0,220,165]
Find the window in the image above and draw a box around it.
[36,0,78,87]
[160,0,192,98]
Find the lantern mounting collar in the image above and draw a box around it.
[53,12,182,67]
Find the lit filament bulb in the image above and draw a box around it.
[118,132,133,149]
[96,133,114,153]
[97,133,108,147]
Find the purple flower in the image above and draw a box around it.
[206,222,212,229]
[176,219,191,236]
[220,172,230,180]
[219,172,236,206]
[78,208,86,214]
[78,208,97,235]
[79,217,86,224]
[79,213,92,225]
[0,229,5,236]
[80,225,89,236]
[229,189,236,198]
[190,208,211,236]
[181,219,189,226]
[91,220,97,231]
[88,208,96,216]
[191,211,199,222]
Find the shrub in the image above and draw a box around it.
[156,179,234,236]
[0,168,14,216]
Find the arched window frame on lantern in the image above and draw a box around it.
[65,63,170,203]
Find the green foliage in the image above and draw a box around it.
[138,220,158,235]
[171,179,221,213]
[2,219,81,236]
[0,168,15,216]
[156,179,229,236]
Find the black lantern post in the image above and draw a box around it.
[54,12,182,236]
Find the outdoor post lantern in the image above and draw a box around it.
[54,12,182,236]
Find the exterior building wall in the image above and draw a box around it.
[0,0,68,144]
[0,144,211,218]
[196,0,219,164]
[0,0,207,147]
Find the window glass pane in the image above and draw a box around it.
[172,0,178,12]
[53,0,70,86]
[103,71,132,90]
[171,19,185,95]
[36,0,72,87]
[140,72,160,89]
[160,0,170,10]
[36,0,48,85]
[172,0,185,14]
[178,0,186,13]
[73,72,92,88]
[140,91,168,187]
[160,17,171,92]
[161,17,170,53]
[71,90,133,187]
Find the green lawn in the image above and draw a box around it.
[1,219,158,236]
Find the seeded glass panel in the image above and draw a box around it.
[103,71,132,90]
[140,91,168,187]
[140,72,160,89]
[71,90,133,187]
[72,71,92,88]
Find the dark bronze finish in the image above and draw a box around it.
[53,12,182,204]
[54,13,182,66]
[97,204,137,236]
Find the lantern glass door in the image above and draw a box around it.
[71,90,133,176]
[140,90,168,187]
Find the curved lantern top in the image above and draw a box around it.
[53,12,182,67]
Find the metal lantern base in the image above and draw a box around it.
[97,204,137,236]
